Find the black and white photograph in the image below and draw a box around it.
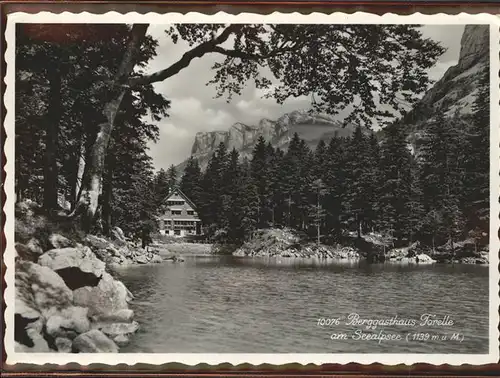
[4,11,499,365]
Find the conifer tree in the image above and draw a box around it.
[310,178,327,245]
[281,133,302,228]
[344,126,373,237]
[323,136,348,237]
[419,112,465,248]
[464,68,490,241]
[251,136,272,227]
[200,142,228,231]
[405,159,425,244]
[221,149,243,241]
[235,159,259,240]
[166,164,178,192]
[180,157,203,206]
[152,168,170,211]
[266,144,284,226]
[365,132,382,232]
[313,139,328,180]
[379,122,413,242]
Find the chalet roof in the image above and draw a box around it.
[163,186,199,211]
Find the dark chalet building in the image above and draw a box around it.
[158,188,203,237]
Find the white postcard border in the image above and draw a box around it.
[3,11,500,366]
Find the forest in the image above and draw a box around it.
[173,76,489,250]
[14,23,488,250]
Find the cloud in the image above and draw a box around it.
[167,97,236,131]
[156,121,190,138]
[145,24,465,171]
[148,96,238,168]
[148,120,192,171]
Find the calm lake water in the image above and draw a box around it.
[114,255,489,353]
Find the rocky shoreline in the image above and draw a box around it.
[232,229,489,265]
[14,201,162,353]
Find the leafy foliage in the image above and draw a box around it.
[16,22,486,251]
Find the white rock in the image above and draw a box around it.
[72,330,118,353]
[39,246,105,276]
[55,337,73,353]
[15,260,73,318]
[48,233,75,249]
[46,306,90,339]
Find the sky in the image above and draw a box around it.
[144,24,465,171]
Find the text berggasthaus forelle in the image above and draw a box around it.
[316,313,465,344]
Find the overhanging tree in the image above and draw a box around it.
[24,23,444,229]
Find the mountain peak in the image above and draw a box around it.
[180,110,352,172]
[404,24,488,126]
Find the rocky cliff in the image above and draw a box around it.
[404,25,489,135]
[181,110,355,171]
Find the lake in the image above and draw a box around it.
[114,255,489,353]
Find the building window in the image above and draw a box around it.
[171,210,182,215]
[187,210,195,216]
[167,200,185,206]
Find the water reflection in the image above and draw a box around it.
[114,256,489,354]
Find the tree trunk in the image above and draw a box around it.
[77,114,120,231]
[317,193,320,246]
[102,165,113,236]
[356,213,362,239]
[43,68,61,212]
[72,139,86,210]
[72,24,148,231]
[101,136,116,236]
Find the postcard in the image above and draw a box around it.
[3,10,499,366]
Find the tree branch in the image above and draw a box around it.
[127,24,244,88]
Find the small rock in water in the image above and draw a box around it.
[150,255,163,264]
[134,254,148,264]
[97,321,140,338]
[72,329,118,353]
[55,337,73,353]
[94,309,134,323]
[416,253,436,264]
[113,334,130,347]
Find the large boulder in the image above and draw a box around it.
[55,337,73,353]
[111,227,127,246]
[38,246,106,290]
[46,306,91,339]
[14,318,51,352]
[150,255,163,264]
[94,309,134,323]
[16,261,73,319]
[134,254,148,264]
[95,321,139,338]
[72,330,118,353]
[15,261,74,350]
[113,334,130,347]
[48,233,75,249]
[73,272,131,318]
[415,253,436,264]
[92,320,139,347]
[15,242,43,262]
[119,246,132,258]
[112,226,126,241]
[85,234,111,250]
